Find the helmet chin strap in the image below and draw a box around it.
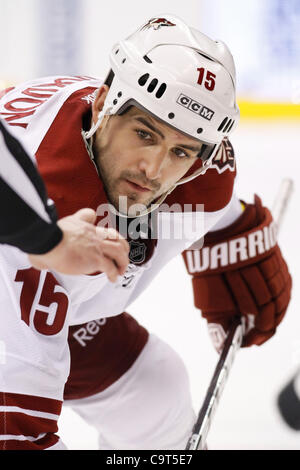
[147,151,215,215]
[175,144,219,186]
[84,104,114,140]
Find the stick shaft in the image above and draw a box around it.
[186,317,243,450]
[272,178,294,231]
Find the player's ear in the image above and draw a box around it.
[92,85,109,125]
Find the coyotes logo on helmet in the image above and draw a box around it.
[141,18,176,31]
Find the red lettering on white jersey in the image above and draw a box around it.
[0,75,96,129]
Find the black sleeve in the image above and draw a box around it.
[0,120,63,254]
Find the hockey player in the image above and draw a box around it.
[0,15,291,450]
[0,118,129,278]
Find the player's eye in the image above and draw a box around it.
[135,129,153,141]
[172,147,189,159]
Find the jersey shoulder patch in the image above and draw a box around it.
[209,137,235,174]
[164,138,236,213]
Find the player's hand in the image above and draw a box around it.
[183,195,292,352]
[28,208,130,280]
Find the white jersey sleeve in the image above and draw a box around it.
[0,247,70,449]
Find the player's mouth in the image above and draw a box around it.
[125,179,152,193]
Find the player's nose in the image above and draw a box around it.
[138,147,167,180]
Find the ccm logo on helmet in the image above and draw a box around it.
[177,94,214,121]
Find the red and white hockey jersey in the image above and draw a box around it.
[0,76,238,449]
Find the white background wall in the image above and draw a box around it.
[0,0,37,83]
[0,0,204,82]
[1,0,299,101]
[200,0,300,102]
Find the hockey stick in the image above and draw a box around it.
[185,177,294,451]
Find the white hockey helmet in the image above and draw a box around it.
[85,14,239,195]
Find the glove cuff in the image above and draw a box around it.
[204,195,265,243]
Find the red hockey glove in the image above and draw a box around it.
[183,195,292,350]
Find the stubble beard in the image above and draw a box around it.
[92,140,161,215]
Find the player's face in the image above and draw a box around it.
[92,87,201,215]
